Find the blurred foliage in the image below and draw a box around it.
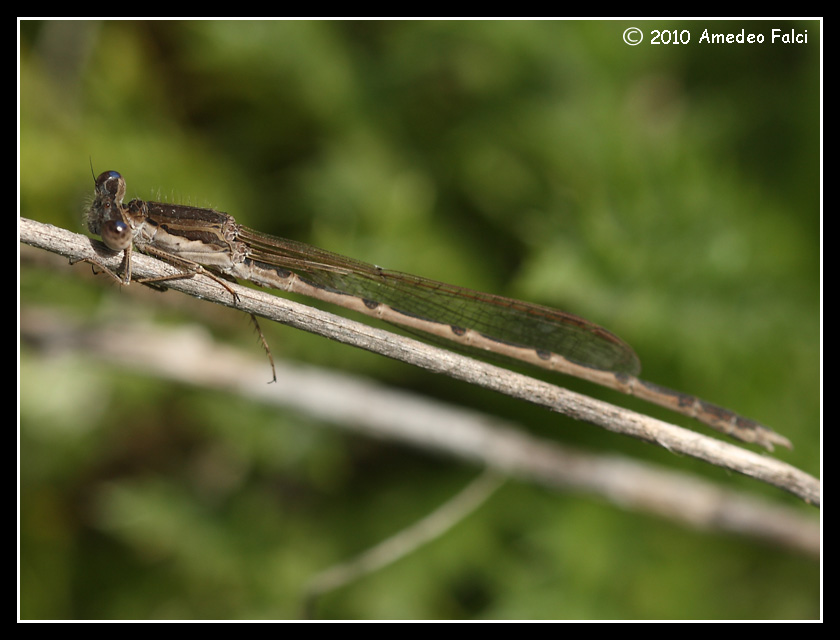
[20,20,819,619]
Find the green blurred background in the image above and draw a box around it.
[20,20,820,619]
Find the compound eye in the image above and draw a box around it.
[95,171,126,203]
[101,220,132,251]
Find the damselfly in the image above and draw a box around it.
[82,170,790,451]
